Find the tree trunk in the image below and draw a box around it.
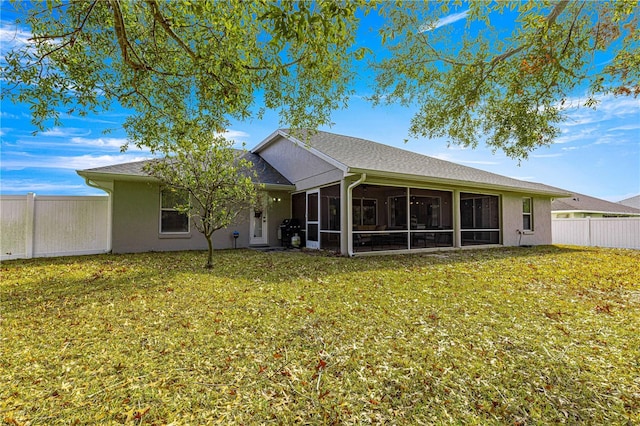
[205,235,214,269]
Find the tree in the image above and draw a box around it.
[1,0,369,152]
[373,1,639,159]
[2,1,638,160]
[145,132,257,268]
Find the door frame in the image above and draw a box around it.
[306,190,320,249]
[249,203,268,246]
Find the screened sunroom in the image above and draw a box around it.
[289,182,502,255]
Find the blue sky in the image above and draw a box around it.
[1,4,639,201]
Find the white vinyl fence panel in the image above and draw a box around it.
[1,193,110,260]
[552,217,640,249]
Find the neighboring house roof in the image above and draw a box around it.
[253,129,570,197]
[552,192,640,216]
[619,194,640,209]
[77,151,294,189]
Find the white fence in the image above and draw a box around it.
[552,217,640,249]
[1,193,110,260]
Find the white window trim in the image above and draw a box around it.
[159,189,191,235]
[522,197,534,233]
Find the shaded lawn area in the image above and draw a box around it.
[1,246,639,424]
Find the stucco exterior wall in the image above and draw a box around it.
[257,136,343,191]
[502,195,552,246]
[111,180,206,253]
[110,181,290,253]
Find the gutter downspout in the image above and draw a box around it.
[84,178,113,254]
[346,173,366,257]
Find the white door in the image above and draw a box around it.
[250,207,268,245]
[306,190,320,249]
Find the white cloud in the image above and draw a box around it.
[0,111,21,120]
[61,114,122,125]
[560,93,640,118]
[0,179,91,194]
[531,153,563,158]
[0,20,32,48]
[419,10,469,33]
[56,154,152,170]
[592,135,635,146]
[561,113,601,127]
[1,153,151,171]
[213,129,250,145]
[429,152,454,161]
[70,136,130,149]
[222,129,250,139]
[596,96,640,117]
[608,124,640,131]
[458,159,501,165]
[8,132,149,153]
[553,92,639,158]
[41,127,92,137]
[554,128,595,144]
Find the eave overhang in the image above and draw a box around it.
[77,170,295,192]
[77,170,157,183]
[346,167,572,198]
[261,183,296,191]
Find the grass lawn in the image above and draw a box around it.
[1,246,639,424]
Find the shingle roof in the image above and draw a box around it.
[78,151,293,187]
[80,159,150,176]
[242,152,293,186]
[277,129,569,196]
[552,192,640,215]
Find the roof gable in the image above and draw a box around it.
[257,129,569,197]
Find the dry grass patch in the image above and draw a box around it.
[1,246,639,424]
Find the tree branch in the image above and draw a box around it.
[413,1,572,75]
[468,0,573,97]
[110,0,151,71]
[561,2,584,56]
[30,0,99,43]
[241,54,311,71]
[144,0,198,62]
[489,0,570,66]
[29,0,99,66]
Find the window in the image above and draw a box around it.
[353,198,377,226]
[522,197,533,231]
[160,189,189,233]
[410,196,441,229]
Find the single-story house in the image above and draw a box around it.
[77,129,571,256]
[551,192,640,219]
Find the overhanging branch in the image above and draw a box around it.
[144,0,198,62]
